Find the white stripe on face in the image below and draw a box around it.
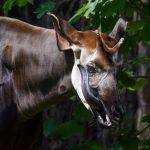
[71,60,91,111]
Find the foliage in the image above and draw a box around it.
[43,104,92,139]
[2,0,150,149]
[34,1,55,18]
[69,0,150,149]
[3,0,34,15]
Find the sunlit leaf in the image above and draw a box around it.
[3,0,34,15]
[69,0,101,23]
[16,0,28,7]
[69,3,88,23]
[84,0,100,19]
[127,79,146,91]
[3,0,16,16]
[127,21,145,32]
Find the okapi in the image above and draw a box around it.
[0,14,126,150]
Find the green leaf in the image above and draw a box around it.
[70,0,101,23]
[142,21,150,44]
[3,0,16,16]
[127,79,146,91]
[121,34,139,54]
[70,95,77,101]
[129,57,150,66]
[91,144,103,150]
[120,136,140,150]
[144,3,150,17]
[127,21,145,32]
[84,0,100,19]
[16,0,28,7]
[142,115,150,124]
[43,118,84,139]
[54,120,84,139]
[3,0,34,15]
[118,68,135,88]
[34,2,55,18]
[100,16,119,33]
[73,104,92,122]
[140,139,150,149]
[122,3,134,17]
[118,68,146,92]
[27,0,34,5]
[101,0,125,18]
[43,118,61,137]
[110,142,123,150]
[69,3,88,23]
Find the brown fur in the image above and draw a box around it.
[0,17,74,150]
[0,15,126,149]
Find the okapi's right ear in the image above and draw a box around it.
[50,13,78,50]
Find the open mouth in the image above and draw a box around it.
[77,64,120,127]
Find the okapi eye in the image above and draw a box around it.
[87,65,97,73]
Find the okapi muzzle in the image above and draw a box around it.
[51,14,127,127]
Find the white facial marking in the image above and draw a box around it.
[71,45,95,111]
[71,59,91,110]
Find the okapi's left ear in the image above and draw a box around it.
[100,18,127,54]
[50,13,78,50]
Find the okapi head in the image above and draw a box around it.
[51,14,127,127]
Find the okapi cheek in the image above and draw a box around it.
[90,73,116,101]
[99,87,116,103]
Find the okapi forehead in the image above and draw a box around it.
[78,31,113,69]
[76,31,97,52]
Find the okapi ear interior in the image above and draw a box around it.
[50,13,77,50]
[100,18,127,55]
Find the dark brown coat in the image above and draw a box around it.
[0,17,74,150]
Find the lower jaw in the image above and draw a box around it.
[97,114,112,127]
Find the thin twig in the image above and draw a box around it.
[132,75,150,79]
[136,124,150,136]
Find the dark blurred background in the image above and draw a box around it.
[0,0,150,150]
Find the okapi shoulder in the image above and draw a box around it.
[0,17,47,34]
